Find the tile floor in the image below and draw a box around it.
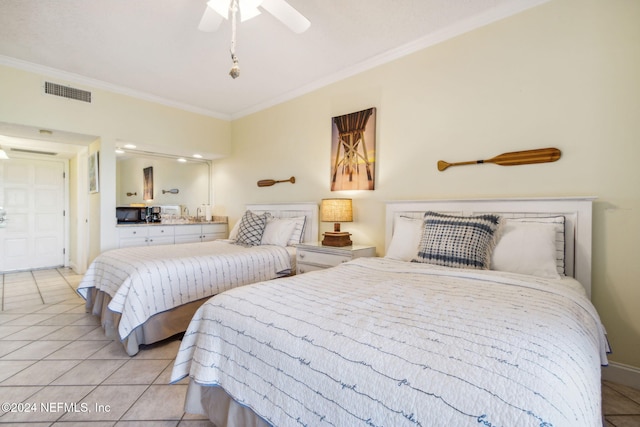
[1,268,639,426]
[0,268,212,426]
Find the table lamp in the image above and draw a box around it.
[320,198,353,247]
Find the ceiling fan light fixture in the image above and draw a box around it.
[206,0,230,19]
[207,0,262,22]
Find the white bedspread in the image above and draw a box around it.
[77,240,291,340]
[172,257,609,427]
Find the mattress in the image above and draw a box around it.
[77,239,292,342]
[171,257,609,427]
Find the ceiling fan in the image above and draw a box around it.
[198,0,310,34]
[198,0,310,79]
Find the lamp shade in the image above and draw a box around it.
[0,149,9,160]
[320,198,353,223]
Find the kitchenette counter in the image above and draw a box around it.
[115,217,228,248]
[116,216,228,227]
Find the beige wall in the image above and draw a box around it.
[212,0,640,369]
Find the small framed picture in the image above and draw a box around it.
[89,151,99,193]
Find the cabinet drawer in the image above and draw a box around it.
[148,226,175,237]
[174,225,202,236]
[202,223,227,234]
[297,250,351,267]
[296,262,326,274]
[118,227,147,239]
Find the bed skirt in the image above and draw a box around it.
[184,380,269,427]
[85,288,208,356]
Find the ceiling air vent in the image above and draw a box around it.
[11,148,58,156]
[44,81,92,103]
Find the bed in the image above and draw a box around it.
[171,197,610,427]
[77,202,318,356]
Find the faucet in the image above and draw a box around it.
[183,206,189,218]
[196,207,202,221]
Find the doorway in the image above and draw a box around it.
[0,156,67,272]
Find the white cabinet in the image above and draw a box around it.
[174,223,228,244]
[118,226,175,248]
[201,223,227,241]
[173,224,203,244]
[296,242,376,274]
[147,226,175,246]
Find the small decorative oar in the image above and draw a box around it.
[257,176,296,187]
[437,148,561,172]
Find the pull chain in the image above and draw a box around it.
[229,0,240,79]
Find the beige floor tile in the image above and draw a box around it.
[0,313,24,324]
[52,359,127,386]
[87,340,134,359]
[4,324,63,341]
[121,384,188,421]
[71,314,102,327]
[3,298,45,311]
[104,359,173,385]
[605,380,640,404]
[0,340,30,358]
[52,422,116,427]
[2,359,80,386]
[2,340,71,360]
[3,312,58,326]
[38,312,91,326]
[177,420,215,426]
[4,286,40,297]
[59,384,148,422]
[116,421,178,427]
[0,360,37,382]
[80,327,117,342]
[45,324,101,341]
[0,385,44,407]
[605,416,640,427]
[37,302,85,314]
[45,340,113,360]
[603,382,640,415]
[0,324,28,339]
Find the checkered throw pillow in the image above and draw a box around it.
[412,211,501,270]
[236,210,269,246]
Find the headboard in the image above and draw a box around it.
[385,197,596,297]
[246,202,319,244]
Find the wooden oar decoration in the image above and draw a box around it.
[437,148,561,172]
[257,176,296,187]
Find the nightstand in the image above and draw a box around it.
[296,242,376,274]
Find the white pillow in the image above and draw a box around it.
[385,216,423,261]
[261,218,297,247]
[286,216,307,246]
[507,216,565,275]
[228,220,240,240]
[491,220,561,279]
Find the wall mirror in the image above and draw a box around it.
[116,152,211,213]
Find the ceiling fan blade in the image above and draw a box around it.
[198,4,224,32]
[260,0,310,33]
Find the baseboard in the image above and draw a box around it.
[602,361,640,390]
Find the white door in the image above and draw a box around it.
[0,158,65,272]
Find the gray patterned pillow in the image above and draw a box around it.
[236,210,269,246]
[412,211,501,270]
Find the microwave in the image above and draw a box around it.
[116,206,144,224]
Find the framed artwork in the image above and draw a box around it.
[88,151,99,193]
[143,166,154,201]
[330,107,376,191]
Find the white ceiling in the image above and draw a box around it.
[0,0,549,122]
